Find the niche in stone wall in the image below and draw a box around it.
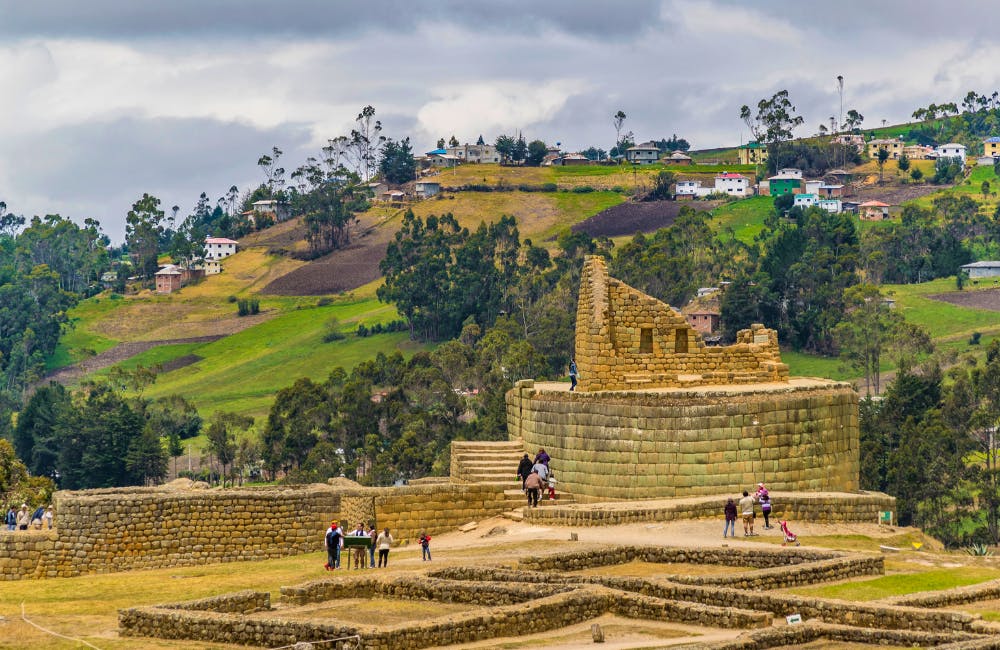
[674,328,688,354]
[639,327,653,354]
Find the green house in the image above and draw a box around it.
[768,175,803,196]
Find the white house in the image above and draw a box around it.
[675,180,713,198]
[625,142,660,164]
[805,180,823,195]
[202,259,222,276]
[205,237,238,261]
[935,143,967,163]
[714,172,749,196]
[414,180,441,198]
[446,143,500,163]
[818,199,842,213]
[961,261,1000,279]
[793,193,818,208]
[777,168,803,178]
[251,199,291,222]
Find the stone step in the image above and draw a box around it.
[451,442,524,451]
[458,460,521,468]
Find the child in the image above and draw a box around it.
[760,494,772,530]
[546,471,557,500]
[419,531,432,561]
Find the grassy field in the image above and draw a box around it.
[906,165,1000,212]
[711,196,773,244]
[788,565,1000,601]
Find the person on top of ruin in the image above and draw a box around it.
[4,506,15,531]
[517,453,533,492]
[534,448,550,466]
[524,470,544,508]
[569,358,578,391]
[43,506,53,530]
[366,522,377,568]
[324,520,343,570]
[739,491,756,537]
[376,528,394,568]
[16,504,30,531]
[724,498,737,538]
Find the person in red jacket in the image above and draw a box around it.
[419,532,432,561]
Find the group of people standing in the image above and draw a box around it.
[5,504,53,531]
[724,483,772,538]
[517,448,556,507]
[323,521,425,570]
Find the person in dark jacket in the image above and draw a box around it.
[723,498,737,538]
[534,448,550,466]
[516,454,533,491]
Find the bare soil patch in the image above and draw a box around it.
[270,597,473,625]
[157,354,203,373]
[928,288,1000,311]
[571,559,747,578]
[572,200,720,239]
[852,183,943,205]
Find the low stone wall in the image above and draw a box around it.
[715,621,984,650]
[516,545,884,591]
[120,581,768,649]
[0,530,56,580]
[522,491,895,525]
[507,379,860,500]
[432,565,979,633]
[280,575,571,606]
[1,481,512,580]
[161,590,271,614]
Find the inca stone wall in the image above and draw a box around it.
[507,378,859,500]
[0,482,513,581]
[575,255,788,391]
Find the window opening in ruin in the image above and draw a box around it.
[674,329,688,353]
[639,327,653,354]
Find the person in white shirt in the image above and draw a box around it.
[375,528,394,567]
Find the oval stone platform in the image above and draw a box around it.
[506,378,859,502]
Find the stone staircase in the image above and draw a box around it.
[450,440,574,509]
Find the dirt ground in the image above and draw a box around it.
[572,200,721,239]
[928,287,1000,311]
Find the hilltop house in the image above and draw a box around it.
[682,292,721,336]
[737,142,767,165]
[794,193,818,208]
[961,261,1000,279]
[251,199,291,223]
[550,153,591,166]
[414,180,441,198]
[868,137,903,160]
[777,168,803,178]
[446,143,499,163]
[903,144,935,160]
[715,172,750,196]
[818,199,842,213]
[831,134,865,151]
[205,237,238,262]
[936,143,967,163]
[985,137,1000,158]
[818,183,844,198]
[766,172,803,196]
[859,200,892,221]
[425,148,460,167]
[155,265,182,294]
[625,142,660,164]
[676,180,712,199]
[664,151,693,165]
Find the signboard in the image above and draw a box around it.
[753,334,770,345]
[785,614,802,625]
[878,511,893,526]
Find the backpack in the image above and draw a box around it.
[326,527,340,547]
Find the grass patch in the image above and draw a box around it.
[140,299,425,417]
[782,351,851,380]
[788,566,1000,601]
[886,278,1000,339]
[711,196,773,244]
[905,165,1000,212]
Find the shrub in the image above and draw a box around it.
[227,295,238,303]
[316,297,333,307]
[237,298,260,317]
[323,330,346,342]
[571,186,595,193]
[970,332,982,346]
[540,183,558,192]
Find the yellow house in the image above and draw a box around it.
[867,138,903,160]
[737,142,767,165]
[984,137,1000,158]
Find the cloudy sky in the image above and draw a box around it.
[3,0,1000,242]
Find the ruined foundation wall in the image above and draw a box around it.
[507,380,859,500]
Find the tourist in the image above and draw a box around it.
[43,506,54,530]
[350,522,367,569]
[723,497,737,538]
[419,531,432,561]
[324,520,343,570]
[516,453,533,491]
[760,494,773,530]
[31,506,44,530]
[366,523,377,568]
[376,528,394,568]
[524,469,544,507]
[534,448,550,466]
[546,470,557,500]
[531,459,548,483]
[739,491,756,537]
[569,358,578,391]
[5,506,15,531]
[16,504,30,531]
[755,483,769,500]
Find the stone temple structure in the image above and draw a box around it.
[506,255,860,502]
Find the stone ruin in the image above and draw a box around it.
[575,255,788,391]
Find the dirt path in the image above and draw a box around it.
[41,335,224,386]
